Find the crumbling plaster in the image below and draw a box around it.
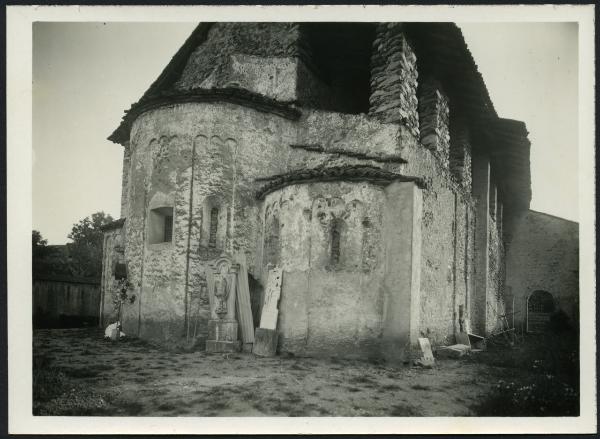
[505,211,579,331]
[106,23,513,355]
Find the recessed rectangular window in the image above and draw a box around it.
[148,207,174,244]
[164,215,173,242]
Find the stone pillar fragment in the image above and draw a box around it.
[369,23,419,138]
[418,77,450,166]
[381,181,422,362]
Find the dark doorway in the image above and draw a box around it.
[527,290,555,332]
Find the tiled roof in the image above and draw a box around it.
[404,23,531,209]
[108,87,301,144]
[255,165,426,199]
[489,118,532,210]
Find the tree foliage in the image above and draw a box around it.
[32,230,71,278]
[32,211,114,280]
[67,212,114,279]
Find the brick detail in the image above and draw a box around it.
[418,77,450,166]
[369,23,419,138]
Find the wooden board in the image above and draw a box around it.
[235,251,255,344]
[259,267,282,330]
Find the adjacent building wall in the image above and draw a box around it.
[99,223,126,326]
[505,210,579,331]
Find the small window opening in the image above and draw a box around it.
[209,207,219,248]
[264,217,280,266]
[148,207,174,244]
[164,215,173,242]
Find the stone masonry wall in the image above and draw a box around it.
[505,211,579,331]
[449,115,473,191]
[369,23,419,138]
[175,23,300,98]
[418,77,450,168]
[486,214,505,333]
[120,146,131,218]
[121,101,409,346]
[100,225,126,326]
[122,102,297,344]
[400,131,474,345]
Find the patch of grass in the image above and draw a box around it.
[389,403,420,416]
[33,367,68,402]
[316,406,331,415]
[290,362,310,371]
[64,365,110,379]
[411,384,430,391]
[348,375,376,385]
[283,391,303,404]
[240,390,256,401]
[33,386,111,416]
[473,374,579,416]
[157,402,177,411]
[207,400,228,411]
[119,401,145,416]
[382,383,403,391]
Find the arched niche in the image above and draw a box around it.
[200,195,229,251]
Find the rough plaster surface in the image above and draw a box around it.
[175,23,299,94]
[100,225,126,326]
[116,96,495,351]
[102,24,520,355]
[505,211,579,330]
[262,182,387,358]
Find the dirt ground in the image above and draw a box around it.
[32,327,539,417]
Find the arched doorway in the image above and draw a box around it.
[527,290,555,333]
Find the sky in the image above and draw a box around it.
[32,22,579,244]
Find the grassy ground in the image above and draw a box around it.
[32,327,578,417]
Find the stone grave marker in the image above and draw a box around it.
[253,266,282,357]
[415,337,435,367]
[205,255,241,353]
[259,266,283,330]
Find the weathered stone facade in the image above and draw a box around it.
[505,211,579,332]
[100,22,547,359]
